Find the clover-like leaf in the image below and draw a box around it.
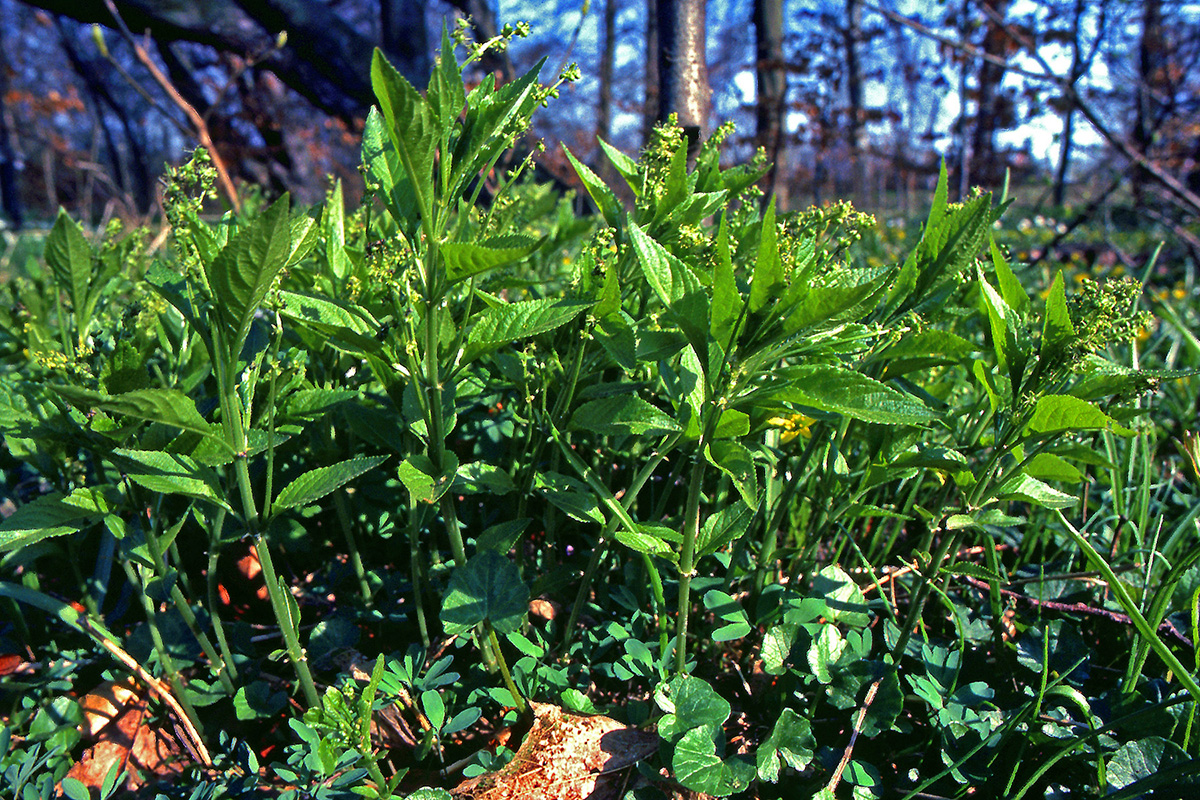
[672,726,755,797]
[440,550,529,636]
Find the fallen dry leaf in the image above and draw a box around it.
[452,701,658,800]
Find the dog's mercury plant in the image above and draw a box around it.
[0,22,1196,800]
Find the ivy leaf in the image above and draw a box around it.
[273,455,388,513]
[440,550,528,636]
[655,675,729,743]
[756,708,815,783]
[672,726,755,797]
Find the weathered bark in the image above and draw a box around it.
[969,0,1011,191]
[643,0,660,145]
[844,0,865,202]
[1052,0,1091,207]
[16,0,432,121]
[753,0,785,206]
[656,0,711,150]
[597,0,617,179]
[1131,0,1164,203]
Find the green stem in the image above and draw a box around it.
[888,525,964,665]
[486,621,528,715]
[674,454,707,677]
[334,491,372,605]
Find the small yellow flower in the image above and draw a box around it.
[767,413,816,443]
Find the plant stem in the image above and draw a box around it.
[486,621,528,715]
[334,491,372,605]
[674,454,707,676]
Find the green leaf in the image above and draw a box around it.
[709,214,740,350]
[475,518,530,553]
[0,490,108,554]
[703,590,752,641]
[655,675,730,743]
[672,727,755,797]
[468,297,592,347]
[598,137,641,192]
[533,471,604,524]
[273,455,388,513]
[44,209,93,314]
[1027,394,1131,436]
[440,550,529,636]
[441,234,542,283]
[427,27,467,138]
[779,365,933,424]
[994,473,1077,509]
[396,453,458,505]
[1041,270,1075,366]
[628,221,709,361]
[1025,452,1084,484]
[112,448,232,512]
[786,265,894,331]
[563,145,622,227]
[809,565,871,627]
[807,624,847,683]
[234,681,287,721]
[370,49,435,232]
[422,689,446,731]
[705,440,759,509]
[991,238,1029,315]
[206,194,292,345]
[978,266,1023,384]
[696,502,753,556]
[611,522,677,561]
[757,708,815,783]
[452,462,515,495]
[362,108,421,238]
[568,394,682,437]
[748,198,782,313]
[54,385,225,444]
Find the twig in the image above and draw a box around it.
[959,574,1192,647]
[76,614,212,766]
[826,678,881,794]
[866,3,1200,216]
[99,0,240,212]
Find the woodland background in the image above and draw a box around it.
[0,0,1197,259]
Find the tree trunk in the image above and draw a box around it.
[844,0,866,204]
[1131,0,1164,203]
[597,0,617,180]
[656,0,711,153]
[753,0,785,207]
[643,0,659,145]
[1052,0,1089,207]
[969,0,1011,191]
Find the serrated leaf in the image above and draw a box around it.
[569,394,682,437]
[396,453,458,505]
[441,235,542,283]
[475,518,530,553]
[44,209,92,313]
[112,448,232,512]
[0,490,107,553]
[440,550,528,636]
[672,727,755,796]
[370,49,435,232]
[564,146,622,227]
[1027,394,1131,436]
[780,365,933,424]
[1041,270,1075,365]
[611,522,677,561]
[452,462,515,495]
[533,471,604,524]
[628,221,709,361]
[994,473,1077,509]
[468,297,592,347]
[706,440,759,509]
[206,194,292,346]
[53,385,225,445]
[273,455,388,512]
[749,198,782,313]
[696,502,753,556]
[941,561,1005,582]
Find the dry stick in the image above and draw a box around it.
[100,0,240,212]
[866,2,1200,217]
[826,678,880,794]
[76,615,213,767]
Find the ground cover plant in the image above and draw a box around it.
[2,24,1200,799]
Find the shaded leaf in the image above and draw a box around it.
[273,455,388,513]
[440,550,528,636]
